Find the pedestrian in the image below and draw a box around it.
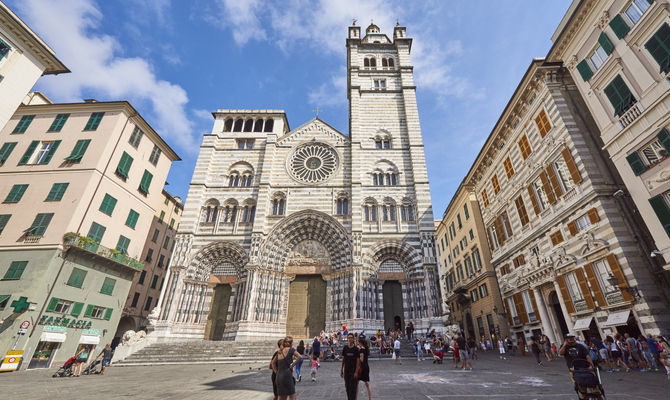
[96,343,113,375]
[295,340,305,382]
[498,338,506,360]
[271,336,302,400]
[312,336,321,365]
[529,337,543,366]
[624,333,646,370]
[270,339,282,400]
[558,333,594,399]
[415,338,424,361]
[452,340,460,367]
[394,336,402,364]
[340,333,361,400]
[468,338,478,360]
[541,335,553,361]
[517,336,526,356]
[609,335,630,372]
[660,352,670,380]
[72,346,89,377]
[310,353,319,382]
[357,335,372,400]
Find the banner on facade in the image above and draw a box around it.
[572,317,592,331]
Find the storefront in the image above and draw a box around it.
[601,310,641,338]
[28,326,66,369]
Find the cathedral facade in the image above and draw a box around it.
[155,23,444,341]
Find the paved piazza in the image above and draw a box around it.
[1,351,666,399]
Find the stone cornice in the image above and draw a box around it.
[546,0,599,62]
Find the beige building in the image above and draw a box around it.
[0,1,68,130]
[546,0,670,281]
[0,95,179,369]
[465,59,669,345]
[116,190,182,341]
[436,184,508,345]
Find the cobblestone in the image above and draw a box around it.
[0,351,666,399]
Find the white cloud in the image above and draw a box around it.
[17,0,198,153]
[308,67,347,107]
[216,0,267,45]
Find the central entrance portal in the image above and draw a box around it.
[287,275,326,338]
[205,284,231,340]
[383,280,403,332]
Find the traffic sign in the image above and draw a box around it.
[19,320,30,329]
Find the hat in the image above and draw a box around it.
[565,333,576,338]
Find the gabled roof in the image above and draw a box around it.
[277,117,349,145]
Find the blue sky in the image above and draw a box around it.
[10,0,572,214]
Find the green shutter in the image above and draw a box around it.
[84,112,105,131]
[84,304,94,317]
[0,214,11,235]
[99,194,117,216]
[48,114,70,132]
[86,222,106,243]
[576,60,593,81]
[116,235,130,254]
[3,261,27,280]
[604,75,634,116]
[644,23,670,73]
[67,267,87,288]
[46,297,60,312]
[45,183,69,201]
[71,302,84,316]
[138,170,153,194]
[103,307,113,321]
[12,115,35,134]
[26,213,53,236]
[125,209,139,228]
[598,32,614,55]
[65,139,91,162]
[0,142,17,166]
[657,128,670,154]
[4,184,28,203]
[0,38,10,61]
[609,15,630,39]
[626,152,647,175]
[649,195,670,237]
[40,140,61,164]
[101,277,116,295]
[115,152,133,179]
[18,141,39,165]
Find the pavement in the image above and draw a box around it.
[0,350,667,399]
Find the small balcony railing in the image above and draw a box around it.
[63,233,144,271]
[619,102,642,129]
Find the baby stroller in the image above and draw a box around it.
[52,356,76,377]
[571,358,606,399]
[83,359,101,375]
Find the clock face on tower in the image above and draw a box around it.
[288,142,339,184]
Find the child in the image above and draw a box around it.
[498,339,507,360]
[660,352,670,380]
[310,353,319,382]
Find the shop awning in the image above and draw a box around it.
[572,317,593,331]
[79,335,100,345]
[602,310,630,327]
[40,331,66,343]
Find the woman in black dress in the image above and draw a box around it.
[269,339,283,400]
[271,336,301,400]
[358,335,372,400]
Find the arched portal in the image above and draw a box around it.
[549,291,569,337]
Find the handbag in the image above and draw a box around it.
[392,351,396,359]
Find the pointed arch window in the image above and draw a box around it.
[233,118,243,132]
[223,118,233,132]
[336,197,349,215]
[272,198,285,216]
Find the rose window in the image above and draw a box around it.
[288,143,338,183]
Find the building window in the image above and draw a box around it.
[100,277,116,295]
[151,274,159,289]
[522,290,537,322]
[491,175,500,194]
[115,152,134,180]
[481,189,489,207]
[382,201,396,222]
[145,248,154,262]
[336,197,349,215]
[99,194,117,216]
[3,261,27,280]
[12,115,35,134]
[125,209,139,228]
[138,170,153,195]
[457,214,462,229]
[552,157,575,192]
[144,296,153,311]
[52,299,73,314]
[162,236,170,250]
[48,114,70,132]
[45,183,69,202]
[149,145,161,166]
[66,267,87,288]
[151,229,159,243]
[532,178,548,211]
[138,270,146,285]
[0,37,11,61]
[592,258,619,299]
[400,204,414,221]
[83,112,105,131]
[203,205,218,223]
[241,205,256,222]
[169,218,175,229]
[469,229,474,240]
[625,0,651,25]
[479,283,488,298]
[272,198,285,216]
[87,222,106,244]
[364,202,377,222]
[604,75,636,117]
[574,214,592,232]
[464,204,469,220]
[464,255,473,277]
[25,213,53,237]
[0,142,17,166]
[565,271,585,305]
[456,263,464,281]
[507,297,519,325]
[645,23,670,74]
[472,248,482,271]
[639,138,667,166]
[24,141,61,165]
[116,235,130,255]
[157,254,165,268]
[588,43,609,71]
[65,139,91,163]
[86,305,107,319]
[159,210,165,223]
[373,79,386,90]
[236,139,255,149]
[504,157,515,178]
[470,289,479,302]
[222,205,238,223]
[131,292,140,308]
[375,138,391,149]
[534,110,552,137]
[0,214,11,235]
[4,184,28,203]
[550,230,564,246]
[129,126,143,148]
[460,237,467,250]
[488,224,499,250]
[518,134,532,159]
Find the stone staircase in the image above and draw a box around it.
[114,338,429,366]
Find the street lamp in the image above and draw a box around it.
[493,306,507,319]
[606,274,640,299]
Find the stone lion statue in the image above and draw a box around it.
[120,330,146,346]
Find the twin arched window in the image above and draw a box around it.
[381,58,394,68]
[271,193,286,216]
[229,172,253,187]
[382,200,396,222]
[373,172,398,186]
[241,204,256,223]
[222,204,237,223]
[400,203,415,222]
[363,57,377,68]
[364,200,377,222]
[204,206,218,223]
[224,117,274,133]
[375,137,391,149]
[336,197,349,215]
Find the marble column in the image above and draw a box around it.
[552,280,575,335]
[533,286,555,343]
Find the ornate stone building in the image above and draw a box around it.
[467,59,669,345]
[153,23,443,341]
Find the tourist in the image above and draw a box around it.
[517,336,526,356]
[295,340,305,382]
[468,337,478,360]
[612,334,631,372]
[96,343,113,375]
[310,353,319,382]
[432,339,444,364]
[660,352,670,380]
[416,338,424,361]
[452,339,460,368]
[394,336,402,364]
[358,335,372,400]
[542,335,553,361]
[624,333,645,370]
[312,336,321,365]
[529,337,543,367]
[269,339,282,400]
[341,333,361,400]
[424,338,432,359]
[456,334,472,370]
[271,336,302,400]
[72,347,89,377]
[592,336,611,371]
[558,333,594,399]
[498,338,506,360]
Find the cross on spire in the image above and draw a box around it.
[313,106,322,118]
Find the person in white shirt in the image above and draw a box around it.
[394,338,402,364]
[498,339,507,360]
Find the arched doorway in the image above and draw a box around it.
[383,280,403,332]
[205,284,231,340]
[549,291,569,337]
[465,313,476,340]
[112,316,137,349]
[287,275,326,338]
